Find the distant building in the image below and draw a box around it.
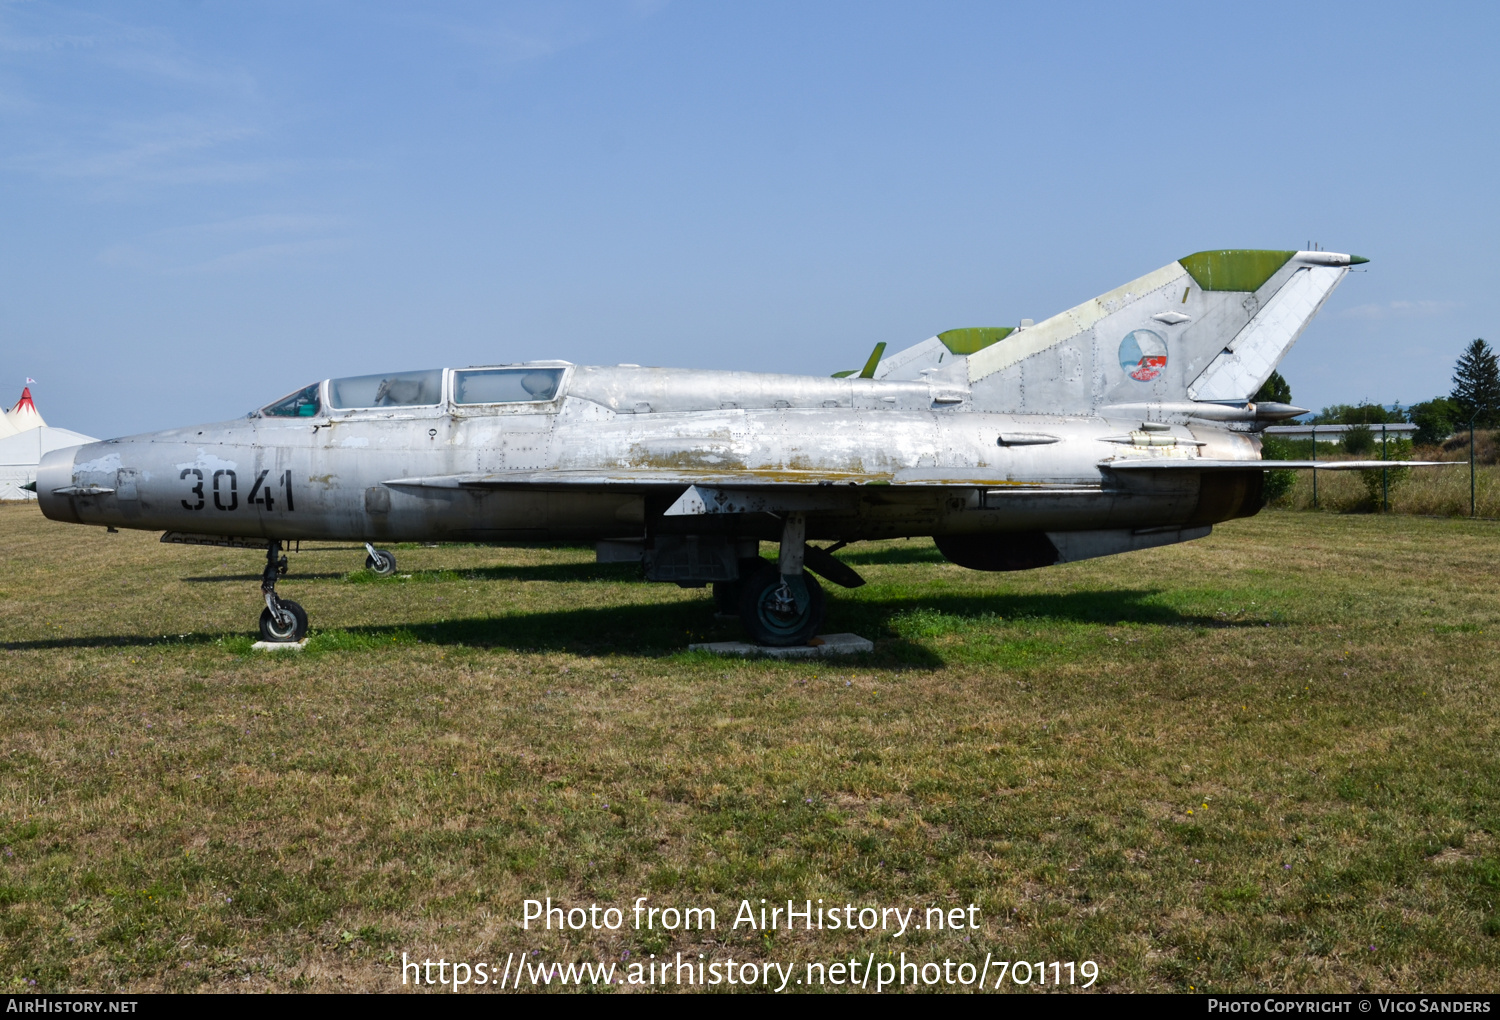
[1262,423,1417,443]
[0,388,97,501]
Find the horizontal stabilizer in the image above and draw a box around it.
[1102,459,1453,471]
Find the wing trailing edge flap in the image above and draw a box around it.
[1102,459,1453,471]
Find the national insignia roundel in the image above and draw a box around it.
[1118,329,1167,382]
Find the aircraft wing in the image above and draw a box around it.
[382,472,1110,517]
[382,470,1101,490]
[383,471,877,490]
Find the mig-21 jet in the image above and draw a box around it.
[36,249,1435,645]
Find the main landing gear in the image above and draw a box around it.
[258,540,308,642]
[731,513,828,647]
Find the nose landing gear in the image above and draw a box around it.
[258,540,308,642]
[363,542,397,577]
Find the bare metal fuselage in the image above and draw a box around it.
[37,364,1263,549]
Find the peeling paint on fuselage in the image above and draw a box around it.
[36,364,1259,543]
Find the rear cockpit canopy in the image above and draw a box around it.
[453,367,562,403]
[254,363,571,418]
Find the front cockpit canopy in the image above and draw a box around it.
[260,383,321,418]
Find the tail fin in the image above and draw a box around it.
[966,250,1363,414]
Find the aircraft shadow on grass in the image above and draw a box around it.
[3,588,1249,661]
[839,545,948,566]
[182,572,347,583]
[182,562,642,584]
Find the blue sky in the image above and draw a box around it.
[2,1,1496,437]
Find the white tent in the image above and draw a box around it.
[0,427,95,500]
[0,388,96,500]
[7,387,46,432]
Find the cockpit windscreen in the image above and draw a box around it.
[329,369,443,409]
[454,368,564,404]
[260,383,321,417]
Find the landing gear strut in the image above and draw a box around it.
[258,540,308,642]
[737,513,826,646]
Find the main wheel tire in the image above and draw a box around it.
[737,563,825,647]
[258,600,309,642]
[365,549,397,577]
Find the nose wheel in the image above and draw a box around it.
[363,542,397,577]
[258,540,308,642]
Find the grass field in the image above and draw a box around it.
[1,502,1498,993]
[1271,455,1500,518]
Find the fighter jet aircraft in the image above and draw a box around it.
[36,248,1438,645]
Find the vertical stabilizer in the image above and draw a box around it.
[965,250,1360,414]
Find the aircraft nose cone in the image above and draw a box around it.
[36,445,84,524]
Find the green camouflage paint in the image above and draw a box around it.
[937,327,1014,355]
[1178,250,1296,292]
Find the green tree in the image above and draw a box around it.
[1315,402,1403,426]
[1341,424,1375,456]
[1253,371,1292,405]
[1450,338,1500,427]
[1259,433,1297,506]
[1359,437,1413,509]
[1408,396,1460,446]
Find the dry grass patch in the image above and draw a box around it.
[0,504,1497,992]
